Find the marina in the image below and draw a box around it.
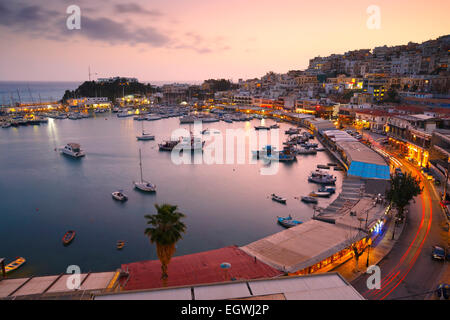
[0,113,344,277]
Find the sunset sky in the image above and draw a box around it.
[0,0,449,83]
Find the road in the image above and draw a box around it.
[350,129,449,300]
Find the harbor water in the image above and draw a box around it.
[0,115,344,277]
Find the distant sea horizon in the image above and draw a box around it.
[0,80,203,105]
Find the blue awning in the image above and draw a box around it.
[347,161,390,180]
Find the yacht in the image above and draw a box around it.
[136,122,155,141]
[60,143,86,158]
[145,114,162,121]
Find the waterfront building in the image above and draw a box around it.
[386,114,437,167]
[67,97,111,108]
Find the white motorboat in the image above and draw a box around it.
[112,191,128,201]
[59,143,85,158]
[133,149,156,192]
[308,170,336,185]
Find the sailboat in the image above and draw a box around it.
[133,149,156,192]
[136,121,155,141]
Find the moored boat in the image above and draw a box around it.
[133,149,156,192]
[271,193,287,204]
[159,140,179,151]
[309,191,332,198]
[285,128,300,135]
[277,215,302,228]
[117,241,125,250]
[112,191,128,201]
[62,230,76,245]
[301,196,318,204]
[4,257,26,274]
[254,125,270,130]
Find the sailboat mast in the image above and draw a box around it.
[139,148,143,183]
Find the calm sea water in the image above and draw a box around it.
[0,115,343,277]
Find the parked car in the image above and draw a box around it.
[431,245,448,261]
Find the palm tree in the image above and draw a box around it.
[144,204,186,284]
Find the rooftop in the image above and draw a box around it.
[120,246,282,291]
[96,273,364,300]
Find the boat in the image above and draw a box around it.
[159,139,180,151]
[59,143,86,158]
[117,241,125,250]
[1,122,11,128]
[328,163,338,167]
[271,194,287,204]
[145,114,162,121]
[117,111,132,118]
[317,165,330,169]
[270,124,280,129]
[252,145,277,157]
[4,257,26,274]
[301,196,318,204]
[308,170,336,185]
[177,134,205,152]
[254,125,270,130]
[315,147,326,151]
[112,191,128,201]
[309,191,332,198]
[319,186,336,194]
[136,122,155,141]
[277,215,302,228]
[334,167,345,171]
[62,230,76,245]
[133,149,156,192]
[296,148,317,155]
[285,128,300,135]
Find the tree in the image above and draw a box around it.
[144,204,187,284]
[386,172,423,221]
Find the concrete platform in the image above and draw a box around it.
[0,278,30,298]
[13,275,59,296]
[80,272,115,291]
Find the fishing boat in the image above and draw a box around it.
[1,122,11,128]
[271,194,287,204]
[136,122,155,141]
[112,190,128,201]
[270,124,280,129]
[59,143,86,158]
[4,257,26,274]
[317,165,330,169]
[117,111,132,118]
[159,139,179,151]
[328,163,338,167]
[277,215,302,228]
[301,196,318,204]
[254,125,270,130]
[117,241,125,250]
[133,149,156,192]
[62,230,76,245]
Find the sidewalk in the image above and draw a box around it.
[332,214,406,283]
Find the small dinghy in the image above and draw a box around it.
[277,215,302,228]
[271,194,287,204]
[62,230,76,245]
[4,257,26,274]
[112,191,128,201]
[319,186,336,194]
[117,241,125,250]
[301,196,318,204]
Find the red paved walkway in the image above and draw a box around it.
[120,246,282,291]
